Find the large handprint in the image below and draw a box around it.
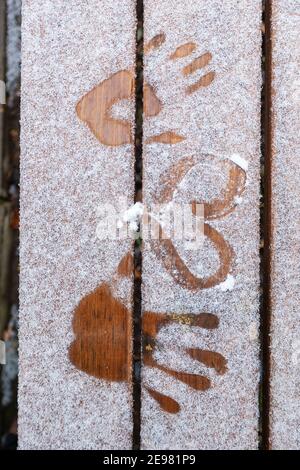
[76,35,215,146]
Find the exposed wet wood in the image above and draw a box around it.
[150,221,234,290]
[143,83,162,117]
[182,52,212,75]
[76,70,134,146]
[169,42,197,60]
[69,283,132,382]
[117,252,134,277]
[145,33,166,54]
[145,387,180,414]
[146,131,185,144]
[187,348,227,374]
[186,71,215,94]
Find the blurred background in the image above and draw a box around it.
[0,0,21,450]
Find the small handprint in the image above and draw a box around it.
[144,35,215,144]
[145,35,215,95]
[143,310,227,412]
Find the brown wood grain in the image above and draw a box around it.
[69,282,132,382]
[145,387,180,414]
[186,71,215,94]
[146,131,185,144]
[76,70,134,146]
[144,83,162,117]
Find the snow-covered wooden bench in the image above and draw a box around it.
[19,0,300,450]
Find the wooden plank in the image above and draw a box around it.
[141,0,262,449]
[19,0,136,449]
[269,0,300,450]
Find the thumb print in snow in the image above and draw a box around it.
[69,253,227,414]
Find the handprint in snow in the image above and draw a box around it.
[76,35,215,146]
[69,253,227,414]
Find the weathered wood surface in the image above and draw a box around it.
[269,0,300,450]
[141,0,262,449]
[19,0,136,449]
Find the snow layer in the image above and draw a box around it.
[123,202,144,232]
[270,0,300,450]
[19,0,135,450]
[229,154,249,172]
[142,0,261,450]
[217,274,235,292]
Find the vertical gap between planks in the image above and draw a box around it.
[132,0,144,450]
[260,0,273,451]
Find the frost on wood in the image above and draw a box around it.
[269,0,300,450]
[19,0,135,450]
[142,0,261,449]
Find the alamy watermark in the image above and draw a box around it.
[96,199,204,250]
[0,80,6,105]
